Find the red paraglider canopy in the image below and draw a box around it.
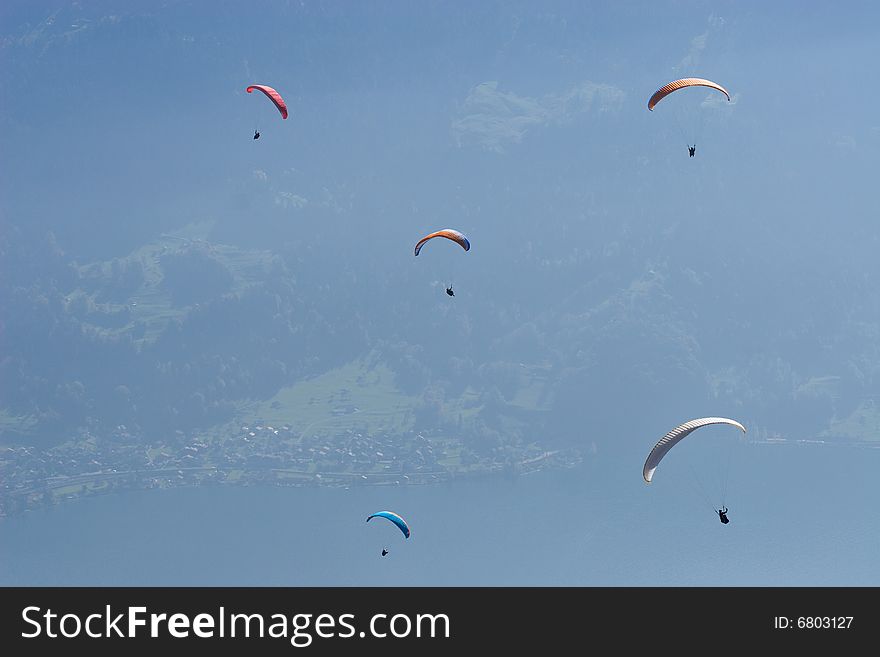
[246,84,288,119]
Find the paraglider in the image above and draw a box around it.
[642,417,746,484]
[717,506,730,524]
[381,548,389,557]
[366,511,411,539]
[648,78,730,155]
[414,230,469,296]
[253,130,261,140]
[647,78,731,111]
[413,229,470,257]
[246,84,289,119]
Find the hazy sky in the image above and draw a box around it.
[3,0,877,261]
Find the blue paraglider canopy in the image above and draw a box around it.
[366,511,410,539]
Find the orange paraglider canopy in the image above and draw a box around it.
[647,78,730,111]
[413,229,470,257]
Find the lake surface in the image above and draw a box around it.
[2,443,878,586]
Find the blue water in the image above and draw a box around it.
[1,444,878,586]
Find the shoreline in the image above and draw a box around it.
[0,449,583,519]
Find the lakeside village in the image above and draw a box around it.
[0,420,583,518]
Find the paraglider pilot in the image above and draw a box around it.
[446,286,454,297]
[717,506,729,524]
[253,130,261,140]
[688,145,696,157]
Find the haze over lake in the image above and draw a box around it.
[3,443,877,586]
